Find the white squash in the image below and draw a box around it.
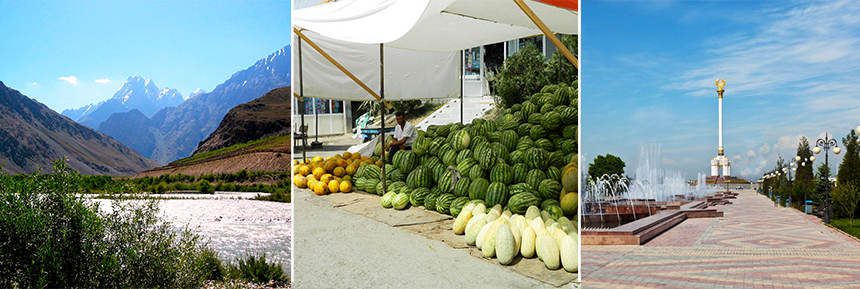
[521,227,537,258]
[452,210,472,235]
[540,234,561,270]
[495,224,516,265]
[466,218,488,246]
[561,235,579,273]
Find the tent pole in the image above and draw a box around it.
[299,33,307,162]
[460,49,464,124]
[293,27,392,110]
[512,0,578,69]
[380,43,386,194]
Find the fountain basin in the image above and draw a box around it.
[582,201,723,245]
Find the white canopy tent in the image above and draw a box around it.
[293,0,578,165]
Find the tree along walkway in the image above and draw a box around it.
[582,189,860,288]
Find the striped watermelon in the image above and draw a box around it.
[535,138,554,152]
[472,118,486,126]
[550,151,567,168]
[521,101,537,120]
[428,138,446,156]
[450,196,470,217]
[547,166,562,183]
[539,179,563,200]
[501,130,519,152]
[562,106,577,125]
[449,129,471,152]
[364,165,383,180]
[456,149,473,164]
[529,125,547,141]
[389,169,406,182]
[423,155,442,167]
[470,123,487,138]
[511,103,522,112]
[554,138,567,153]
[365,179,379,194]
[516,138,535,151]
[487,131,503,143]
[456,158,477,176]
[485,182,509,208]
[512,163,529,184]
[526,148,550,170]
[438,170,454,193]
[406,166,433,188]
[442,149,458,167]
[509,182,533,195]
[554,86,573,106]
[392,193,410,210]
[493,142,510,164]
[471,135,489,149]
[561,139,576,155]
[476,147,497,170]
[508,192,541,214]
[469,165,485,181]
[541,199,561,211]
[509,150,526,165]
[528,112,543,125]
[541,84,560,94]
[542,111,563,131]
[436,193,456,214]
[413,135,429,156]
[490,163,514,185]
[424,191,441,210]
[410,187,431,207]
[526,169,547,191]
[483,121,497,133]
[499,120,519,131]
[375,179,386,196]
[399,151,419,173]
[517,123,533,138]
[540,103,555,114]
[436,125,451,137]
[468,177,491,200]
[563,125,577,140]
[453,177,471,198]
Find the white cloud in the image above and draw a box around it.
[747,150,756,157]
[758,143,771,155]
[662,157,676,165]
[95,79,110,84]
[58,76,78,85]
[29,82,39,86]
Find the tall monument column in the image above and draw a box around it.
[711,79,731,177]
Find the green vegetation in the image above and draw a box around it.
[491,43,548,108]
[173,135,284,165]
[0,159,290,287]
[833,183,860,226]
[831,218,860,239]
[588,154,626,180]
[76,169,291,203]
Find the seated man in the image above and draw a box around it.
[385,111,417,162]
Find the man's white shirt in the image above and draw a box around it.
[394,121,417,147]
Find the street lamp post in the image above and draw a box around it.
[814,132,841,224]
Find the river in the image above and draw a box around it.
[89,192,291,273]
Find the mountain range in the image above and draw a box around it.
[97,45,290,164]
[193,86,291,155]
[0,81,160,175]
[62,76,185,128]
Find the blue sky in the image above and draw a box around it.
[0,0,290,113]
[582,0,860,181]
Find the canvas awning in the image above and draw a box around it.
[292,0,578,101]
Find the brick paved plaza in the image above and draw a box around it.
[582,190,860,288]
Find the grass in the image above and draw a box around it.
[172,135,283,165]
[831,218,860,239]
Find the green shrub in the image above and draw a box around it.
[491,43,547,108]
[199,180,215,194]
[0,159,216,288]
[226,254,287,283]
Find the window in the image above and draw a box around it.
[296,98,344,115]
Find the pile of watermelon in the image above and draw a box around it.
[351,81,579,220]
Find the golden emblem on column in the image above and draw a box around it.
[715,79,725,98]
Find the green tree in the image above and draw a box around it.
[589,154,626,180]
[491,43,548,108]
[545,34,578,85]
[815,163,832,204]
[796,136,815,187]
[832,182,860,226]
[198,180,214,194]
[838,129,860,187]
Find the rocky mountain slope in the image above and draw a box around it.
[98,45,291,164]
[0,81,160,175]
[65,76,184,129]
[193,86,291,155]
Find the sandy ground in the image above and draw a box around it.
[137,152,290,177]
[291,186,579,289]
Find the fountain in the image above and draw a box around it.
[582,144,716,229]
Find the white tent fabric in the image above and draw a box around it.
[292,0,578,101]
[293,0,578,51]
[292,31,460,101]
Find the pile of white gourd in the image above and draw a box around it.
[452,202,578,272]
